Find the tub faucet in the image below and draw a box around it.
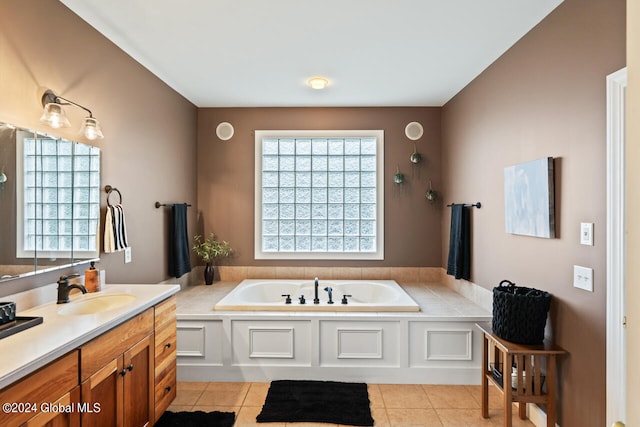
[57,274,87,304]
[324,286,334,304]
[313,277,320,304]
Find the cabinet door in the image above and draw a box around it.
[123,334,154,427]
[0,352,79,427]
[154,320,177,422]
[81,358,123,427]
[21,386,80,427]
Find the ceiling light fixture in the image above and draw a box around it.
[307,77,329,90]
[40,89,104,140]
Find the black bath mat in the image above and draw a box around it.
[154,410,235,427]
[256,379,374,426]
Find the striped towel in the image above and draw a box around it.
[104,204,129,253]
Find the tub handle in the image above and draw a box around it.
[324,286,334,304]
[341,294,352,305]
[299,295,306,304]
[281,294,292,304]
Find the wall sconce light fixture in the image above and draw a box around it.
[40,89,104,140]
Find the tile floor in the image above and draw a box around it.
[168,382,535,427]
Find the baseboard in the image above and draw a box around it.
[528,403,559,427]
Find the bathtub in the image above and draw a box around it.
[214,279,420,312]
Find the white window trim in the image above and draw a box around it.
[15,131,100,259]
[254,129,384,260]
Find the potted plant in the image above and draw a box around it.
[192,233,233,285]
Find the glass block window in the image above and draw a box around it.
[17,134,100,258]
[255,130,384,260]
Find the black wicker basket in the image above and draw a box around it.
[0,302,16,325]
[492,280,551,344]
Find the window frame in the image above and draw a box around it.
[16,131,100,259]
[254,129,384,260]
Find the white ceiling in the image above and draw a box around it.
[59,0,563,108]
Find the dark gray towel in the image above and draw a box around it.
[168,204,191,278]
[446,204,471,280]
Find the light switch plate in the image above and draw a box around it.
[124,247,132,264]
[573,265,593,292]
[580,222,594,245]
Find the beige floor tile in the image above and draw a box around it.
[235,405,285,427]
[196,382,251,407]
[370,406,390,427]
[177,381,209,391]
[379,384,431,409]
[484,408,535,427]
[504,415,535,427]
[368,384,385,408]
[284,423,338,426]
[436,408,495,426]
[465,385,505,410]
[171,388,204,406]
[386,408,443,426]
[244,382,271,406]
[165,404,192,412]
[422,385,480,409]
[170,381,536,426]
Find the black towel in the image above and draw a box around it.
[446,204,471,280]
[168,204,191,278]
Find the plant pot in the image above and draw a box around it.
[204,263,214,285]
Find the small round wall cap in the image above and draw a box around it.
[405,121,424,140]
[216,122,234,141]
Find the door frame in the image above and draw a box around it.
[606,67,627,426]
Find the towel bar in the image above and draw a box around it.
[155,202,192,209]
[447,202,481,208]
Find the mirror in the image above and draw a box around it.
[0,121,100,283]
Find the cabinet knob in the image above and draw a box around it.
[127,363,134,371]
[119,369,127,376]
[165,342,172,349]
[165,385,171,393]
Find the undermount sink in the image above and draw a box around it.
[57,294,136,315]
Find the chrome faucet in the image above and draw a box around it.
[313,277,320,304]
[57,274,87,304]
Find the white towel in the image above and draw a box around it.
[104,204,129,253]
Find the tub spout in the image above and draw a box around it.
[313,277,320,304]
[324,286,334,304]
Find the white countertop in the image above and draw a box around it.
[0,283,179,390]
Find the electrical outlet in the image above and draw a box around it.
[124,247,132,264]
[580,222,594,245]
[573,265,593,292]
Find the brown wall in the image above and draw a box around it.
[197,107,442,267]
[441,0,625,425]
[0,0,197,287]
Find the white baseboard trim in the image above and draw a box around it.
[528,403,559,427]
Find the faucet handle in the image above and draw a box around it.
[281,294,292,304]
[341,294,352,305]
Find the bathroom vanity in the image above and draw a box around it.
[0,284,178,427]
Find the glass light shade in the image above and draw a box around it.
[40,103,71,129]
[307,77,329,90]
[80,117,104,140]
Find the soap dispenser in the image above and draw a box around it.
[85,261,100,293]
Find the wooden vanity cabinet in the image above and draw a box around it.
[0,294,177,427]
[79,309,154,427]
[153,295,177,422]
[0,351,79,427]
[21,386,81,427]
